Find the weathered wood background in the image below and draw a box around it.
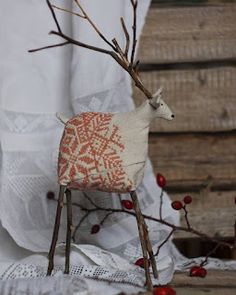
[138,270,236,295]
[135,0,236,245]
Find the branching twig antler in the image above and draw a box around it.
[29,0,154,101]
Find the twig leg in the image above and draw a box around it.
[130,191,153,291]
[47,185,66,276]
[143,221,158,279]
[64,189,72,274]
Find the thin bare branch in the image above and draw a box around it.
[31,1,154,101]
[130,0,138,67]
[72,211,91,241]
[28,41,70,53]
[112,38,128,64]
[120,17,130,58]
[46,0,62,34]
[52,4,85,18]
[134,60,140,73]
[74,0,118,52]
[200,244,221,267]
[71,201,233,250]
[50,30,115,56]
[155,229,175,257]
[159,189,164,220]
[234,220,236,248]
[100,212,114,225]
[183,205,191,229]
[49,30,153,98]
[83,192,99,208]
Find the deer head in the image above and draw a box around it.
[149,88,174,121]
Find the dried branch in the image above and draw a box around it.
[234,220,236,249]
[130,0,138,67]
[183,205,191,229]
[29,0,153,100]
[83,192,99,208]
[200,244,221,267]
[134,60,140,73]
[70,194,233,250]
[120,17,130,58]
[74,0,118,52]
[130,191,154,289]
[155,229,175,257]
[100,212,115,225]
[72,210,91,242]
[112,38,128,63]
[50,30,114,55]
[28,41,70,53]
[46,0,62,34]
[52,4,85,18]
[159,189,164,220]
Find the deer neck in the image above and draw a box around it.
[135,100,156,126]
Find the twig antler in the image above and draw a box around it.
[29,0,154,101]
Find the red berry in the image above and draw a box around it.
[171,200,183,210]
[134,257,150,268]
[91,224,100,234]
[121,200,134,210]
[190,266,207,278]
[153,286,176,295]
[156,173,166,188]
[184,195,192,205]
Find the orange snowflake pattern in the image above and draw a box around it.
[58,112,133,193]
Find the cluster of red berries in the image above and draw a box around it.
[171,195,192,211]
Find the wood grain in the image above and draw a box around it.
[172,270,236,287]
[133,67,236,132]
[138,5,236,64]
[172,288,236,295]
[149,133,236,189]
[138,271,236,294]
[152,0,236,7]
[169,191,236,238]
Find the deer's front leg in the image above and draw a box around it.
[130,191,153,291]
[64,189,72,274]
[47,185,66,276]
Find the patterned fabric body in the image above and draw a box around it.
[58,112,133,192]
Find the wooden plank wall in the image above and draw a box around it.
[135,0,236,239]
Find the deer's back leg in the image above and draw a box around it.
[130,190,153,291]
[64,188,72,274]
[47,185,66,276]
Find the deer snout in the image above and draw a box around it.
[167,113,175,121]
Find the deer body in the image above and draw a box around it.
[58,91,174,193]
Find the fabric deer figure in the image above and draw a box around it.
[47,87,174,284]
[36,0,175,289]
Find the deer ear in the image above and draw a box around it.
[153,87,163,99]
[149,87,163,108]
